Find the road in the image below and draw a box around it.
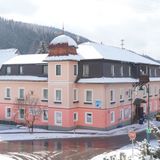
[0,129,155,160]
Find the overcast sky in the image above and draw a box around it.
[0,0,160,59]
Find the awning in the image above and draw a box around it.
[133,98,146,106]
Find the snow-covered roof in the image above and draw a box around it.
[78,77,139,84]
[0,48,18,68]
[4,54,48,65]
[77,42,160,65]
[0,76,47,81]
[50,35,78,48]
[45,54,81,61]
[78,77,160,84]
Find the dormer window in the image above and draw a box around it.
[19,66,23,74]
[6,66,11,74]
[111,65,115,76]
[120,66,123,76]
[83,64,89,77]
[43,65,48,74]
[128,66,131,77]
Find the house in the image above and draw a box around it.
[0,35,159,130]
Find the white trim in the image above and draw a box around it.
[4,87,11,99]
[19,108,25,120]
[110,89,115,103]
[54,111,62,126]
[73,64,78,76]
[73,112,78,121]
[18,88,25,99]
[55,64,62,76]
[110,111,115,123]
[73,88,79,102]
[84,89,93,103]
[42,109,48,122]
[54,88,62,103]
[41,88,48,101]
[85,112,93,124]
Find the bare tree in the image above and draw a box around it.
[13,91,42,133]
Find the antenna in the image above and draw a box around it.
[121,39,124,49]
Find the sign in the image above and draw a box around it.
[128,131,136,140]
[146,128,151,134]
[95,100,102,108]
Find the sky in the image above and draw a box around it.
[0,0,160,59]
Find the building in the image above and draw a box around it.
[0,35,160,130]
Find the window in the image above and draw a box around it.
[19,108,25,119]
[55,89,62,103]
[110,89,115,103]
[19,66,23,74]
[142,86,147,97]
[73,89,78,102]
[56,64,61,76]
[119,89,124,102]
[18,88,25,99]
[5,88,11,99]
[120,66,123,76]
[6,66,11,74]
[85,112,93,124]
[128,66,131,77]
[42,88,48,101]
[120,109,124,120]
[73,112,78,121]
[154,87,158,96]
[84,90,93,103]
[5,107,11,118]
[74,64,78,76]
[83,64,89,77]
[42,110,48,121]
[55,111,62,126]
[124,108,131,118]
[154,68,157,77]
[128,89,132,100]
[111,65,115,76]
[43,65,48,74]
[110,111,115,123]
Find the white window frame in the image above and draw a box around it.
[128,66,131,77]
[42,88,48,101]
[120,109,124,120]
[128,89,132,100]
[111,65,115,76]
[55,64,61,76]
[110,89,115,103]
[5,87,11,99]
[54,111,62,126]
[73,112,78,121]
[110,111,115,123]
[18,88,25,99]
[5,107,11,119]
[83,64,89,77]
[42,109,48,121]
[43,65,48,74]
[85,112,93,124]
[19,108,25,120]
[6,66,11,74]
[119,88,124,102]
[19,65,23,74]
[154,68,157,77]
[54,89,62,103]
[73,88,78,102]
[73,64,78,76]
[84,89,93,103]
[120,66,123,76]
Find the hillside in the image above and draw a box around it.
[0,17,89,54]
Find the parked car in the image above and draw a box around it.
[156,112,160,121]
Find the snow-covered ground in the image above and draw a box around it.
[0,120,159,159]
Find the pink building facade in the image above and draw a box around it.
[0,35,160,130]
